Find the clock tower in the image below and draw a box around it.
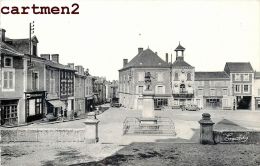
[171,42,195,108]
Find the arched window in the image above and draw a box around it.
[4,57,12,67]
[174,72,179,80]
[187,73,191,81]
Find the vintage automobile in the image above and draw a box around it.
[110,97,122,107]
[184,104,200,111]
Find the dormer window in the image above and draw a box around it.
[33,45,37,56]
[4,56,13,68]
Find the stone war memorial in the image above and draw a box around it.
[123,72,176,135]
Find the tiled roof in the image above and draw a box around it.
[5,36,38,55]
[45,60,76,71]
[121,48,169,70]
[255,72,260,79]
[0,41,24,56]
[225,62,254,73]
[172,57,194,69]
[195,71,230,81]
[10,38,30,54]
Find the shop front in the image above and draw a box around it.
[46,100,66,117]
[60,97,74,118]
[0,99,19,125]
[204,97,222,109]
[154,95,170,110]
[25,91,46,122]
[236,96,252,110]
[172,93,194,109]
[85,95,94,112]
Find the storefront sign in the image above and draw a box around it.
[26,93,45,99]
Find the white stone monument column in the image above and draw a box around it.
[142,93,155,118]
[140,90,157,125]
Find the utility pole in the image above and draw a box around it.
[29,21,35,64]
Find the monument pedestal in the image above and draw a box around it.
[123,86,176,136]
[140,90,157,125]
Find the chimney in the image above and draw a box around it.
[138,47,143,54]
[85,68,89,76]
[165,53,168,63]
[75,66,80,73]
[67,63,74,69]
[81,67,84,75]
[78,65,83,74]
[155,52,158,55]
[123,59,128,67]
[40,54,50,60]
[51,54,59,63]
[0,28,6,42]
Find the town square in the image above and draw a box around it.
[1,0,260,165]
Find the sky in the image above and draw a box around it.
[1,0,260,80]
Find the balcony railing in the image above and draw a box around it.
[172,89,194,98]
[179,90,188,94]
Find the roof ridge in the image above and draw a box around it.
[121,48,169,69]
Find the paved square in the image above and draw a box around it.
[1,106,260,165]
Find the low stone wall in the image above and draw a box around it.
[199,113,260,145]
[214,131,260,144]
[0,128,95,143]
[0,119,100,143]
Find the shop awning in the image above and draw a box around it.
[48,100,66,108]
[86,95,94,100]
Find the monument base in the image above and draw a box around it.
[123,117,176,136]
[140,118,158,125]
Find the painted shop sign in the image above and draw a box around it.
[25,93,45,99]
[221,132,249,143]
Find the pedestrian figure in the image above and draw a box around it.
[64,108,67,118]
[60,107,64,121]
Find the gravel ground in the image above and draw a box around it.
[76,143,260,166]
[1,142,122,166]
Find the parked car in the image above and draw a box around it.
[110,97,121,107]
[185,104,200,111]
[106,98,111,103]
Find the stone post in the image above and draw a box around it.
[199,113,215,144]
[83,119,100,143]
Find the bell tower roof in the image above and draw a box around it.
[175,42,185,51]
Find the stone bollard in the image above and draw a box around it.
[83,119,100,143]
[199,113,215,145]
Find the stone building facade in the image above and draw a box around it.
[194,72,233,110]
[119,44,257,111]
[74,65,86,116]
[254,72,260,110]
[0,28,97,126]
[0,35,25,125]
[170,44,195,108]
[85,74,94,112]
[119,47,171,110]
[224,62,255,110]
